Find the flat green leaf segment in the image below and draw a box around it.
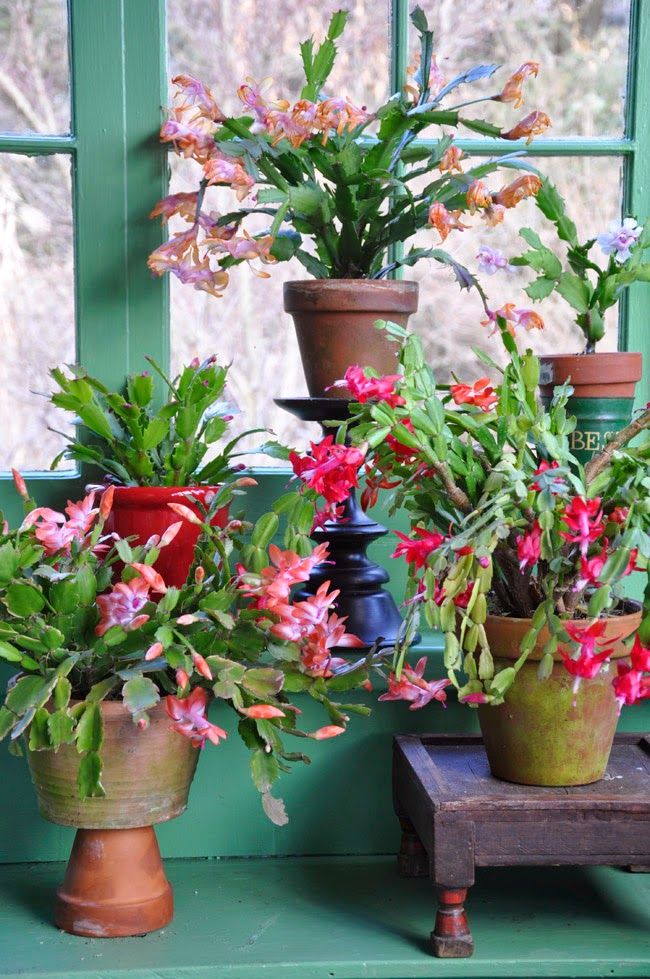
[0,857,648,978]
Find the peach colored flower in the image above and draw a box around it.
[481,204,506,227]
[165,688,227,748]
[427,202,469,242]
[495,62,539,109]
[404,53,445,101]
[266,99,318,148]
[494,174,542,209]
[191,651,213,680]
[203,156,255,201]
[439,145,464,173]
[149,192,200,224]
[466,180,493,213]
[172,73,225,123]
[11,469,28,500]
[145,642,164,662]
[159,110,218,163]
[310,725,346,740]
[502,110,551,144]
[99,486,115,521]
[241,705,286,719]
[147,227,200,275]
[129,562,167,594]
[315,97,370,143]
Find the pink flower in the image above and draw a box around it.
[167,502,204,526]
[310,725,346,740]
[203,156,255,201]
[392,527,445,569]
[129,562,167,594]
[99,486,115,521]
[165,688,227,748]
[95,578,151,636]
[630,634,650,673]
[562,620,615,679]
[460,692,490,704]
[191,651,213,680]
[238,542,330,611]
[176,668,190,689]
[12,469,28,500]
[379,657,451,710]
[289,436,366,505]
[516,522,542,572]
[613,662,650,707]
[560,497,605,557]
[144,642,164,661]
[241,705,286,719]
[300,612,363,677]
[21,492,99,556]
[330,365,405,408]
[450,377,498,412]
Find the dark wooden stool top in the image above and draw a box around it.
[392,732,650,958]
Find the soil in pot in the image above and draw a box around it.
[26,699,200,937]
[105,485,228,589]
[478,606,640,787]
[284,279,419,397]
[539,352,642,464]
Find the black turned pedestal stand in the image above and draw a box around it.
[275,397,408,651]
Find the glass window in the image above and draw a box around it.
[0,0,70,135]
[0,154,75,472]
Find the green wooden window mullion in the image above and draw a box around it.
[622,0,650,404]
[387,0,410,277]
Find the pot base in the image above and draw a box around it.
[55,826,173,938]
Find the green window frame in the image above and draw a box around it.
[0,0,648,525]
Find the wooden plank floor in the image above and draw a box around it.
[0,856,648,978]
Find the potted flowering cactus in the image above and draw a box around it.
[148,6,549,396]
[339,319,650,787]
[509,177,650,461]
[49,355,273,587]
[0,474,368,938]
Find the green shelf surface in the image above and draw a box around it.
[0,856,648,979]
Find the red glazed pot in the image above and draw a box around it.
[105,486,228,589]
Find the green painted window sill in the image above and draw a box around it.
[0,856,648,978]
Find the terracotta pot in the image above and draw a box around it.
[478,607,640,787]
[105,485,228,589]
[284,279,419,397]
[27,700,200,937]
[539,352,642,464]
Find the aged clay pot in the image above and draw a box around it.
[478,606,640,787]
[105,485,228,589]
[284,279,419,397]
[27,700,199,937]
[539,352,642,464]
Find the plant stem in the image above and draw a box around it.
[585,406,650,482]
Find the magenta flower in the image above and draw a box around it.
[562,620,615,679]
[392,527,446,569]
[379,657,451,710]
[329,365,405,408]
[289,436,366,505]
[165,688,227,748]
[516,521,542,572]
[560,497,604,557]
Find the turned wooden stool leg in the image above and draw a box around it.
[397,817,428,877]
[430,886,474,958]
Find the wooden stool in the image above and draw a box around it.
[393,733,650,958]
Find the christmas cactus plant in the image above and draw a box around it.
[325,320,650,710]
[147,7,548,297]
[0,474,372,823]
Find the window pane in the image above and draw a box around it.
[409,0,630,137]
[168,0,390,461]
[0,154,75,473]
[407,155,623,383]
[0,0,70,135]
[167,0,390,112]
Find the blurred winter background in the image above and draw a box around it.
[0,0,631,470]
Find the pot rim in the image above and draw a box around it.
[283,277,419,312]
[88,484,220,504]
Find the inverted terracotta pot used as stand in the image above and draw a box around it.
[539,352,642,464]
[284,279,419,397]
[26,700,200,938]
[105,485,228,589]
[478,606,640,787]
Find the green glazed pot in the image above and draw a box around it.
[478,608,640,787]
[539,352,642,465]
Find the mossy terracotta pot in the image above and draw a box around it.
[478,608,640,787]
[26,700,199,938]
[539,351,642,464]
[105,485,228,589]
[284,279,419,397]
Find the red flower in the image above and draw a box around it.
[379,656,450,710]
[331,365,405,408]
[608,506,629,526]
[613,662,650,707]
[392,527,445,569]
[560,497,604,557]
[165,688,227,748]
[630,634,650,673]
[449,377,498,412]
[516,521,542,572]
[561,620,615,679]
[574,546,608,591]
[386,419,419,460]
[289,436,366,504]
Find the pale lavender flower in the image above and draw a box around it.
[476,245,513,276]
[596,218,642,264]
